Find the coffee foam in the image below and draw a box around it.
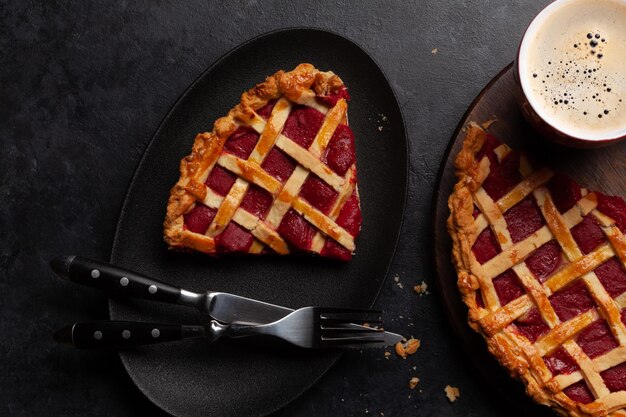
[519,0,626,140]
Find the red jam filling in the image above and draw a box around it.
[547,173,582,213]
[472,228,501,264]
[525,240,563,282]
[281,106,325,149]
[261,148,296,183]
[493,269,526,305]
[183,204,217,234]
[503,197,545,243]
[482,152,522,201]
[256,100,276,120]
[299,175,338,214]
[320,192,361,261]
[320,240,352,261]
[472,206,481,218]
[601,362,626,392]
[277,209,316,251]
[317,86,350,107]
[476,133,501,166]
[595,259,626,298]
[514,307,550,342]
[215,222,254,253]
[239,184,273,219]
[205,165,237,196]
[563,381,595,404]
[549,280,595,322]
[323,124,356,176]
[597,192,626,233]
[223,126,259,159]
[576,319,618,359]
[544,347,579,376]
[571,215,607,254]
[334,192,362,237]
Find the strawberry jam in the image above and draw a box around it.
[544,347,579,376]
[323,124,356,176]
[183,204,217,234]
[549,280,595,322]
[215,222,254,253]
[223,126,259,159]
[563,381,595,404]
[576,319,618,359]
[299,175,338,214]
[261,149,296,183]
[240,184,273,219]
[525,240,563,282]
[503,197,545,243]
[205,165,237,196]
[282,106,325,148]
[277,209,316,251]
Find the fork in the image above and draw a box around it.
[54,307,390,350]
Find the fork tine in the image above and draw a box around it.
[319,335,387,348]
[320,318,383,325]
[320,327,384,334]
[318,308,382,325]
[317,308,382,318]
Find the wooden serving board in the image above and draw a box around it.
[432,63,626,416]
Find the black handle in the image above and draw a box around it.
[50,256,186,304]
[54,321,206,349]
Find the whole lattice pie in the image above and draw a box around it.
[448,124,626,416]
[164,64,361,260]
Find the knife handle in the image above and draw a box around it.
[54,321,206,349]
[50,256,195,305]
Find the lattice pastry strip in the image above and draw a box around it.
[164,64,362,261]
[448,123,626,416]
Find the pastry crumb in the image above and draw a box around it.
[481,117,497,129]
[431,48,438,54]
[395,337,421,359]
[384,351,391,360]
[409,377,420,389]
[444,385,460,402]
[414,281,428,295]
[378,126,383,131]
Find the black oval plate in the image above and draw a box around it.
[109,28,408,417]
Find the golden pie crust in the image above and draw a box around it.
[448,124,626,417]
[163,63,359,256]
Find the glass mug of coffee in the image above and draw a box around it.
[515,0,626,147]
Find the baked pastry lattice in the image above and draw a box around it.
[164,64,361,260]
[448,124,626,417]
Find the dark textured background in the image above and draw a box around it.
[1,1,550,416]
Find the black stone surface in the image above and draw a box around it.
[1,1,549,416]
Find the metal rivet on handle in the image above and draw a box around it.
[148,285,157,294]
[120,277,129,287]
[151,329,160,338]
[93,331,103,340]
[91,269,100,279]
[122,330,131,339]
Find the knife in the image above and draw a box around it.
[50,255,292,324]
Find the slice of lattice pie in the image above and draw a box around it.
[164,64,361,260]
[448,124,626,416]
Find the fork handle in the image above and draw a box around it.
[50,256,198,305]
[53,321,206,349]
